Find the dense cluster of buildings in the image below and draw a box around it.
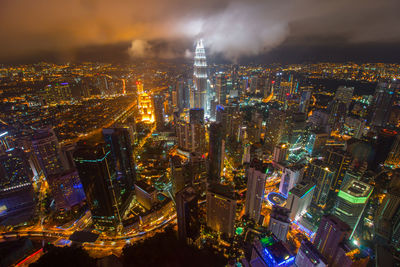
[2,41,400,266]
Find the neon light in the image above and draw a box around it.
[300,185,316,199]
[337,190,371,204]
[16,248,43,266]
[277,256,295,266]
[77,151,111,163]
[0,132,8,137]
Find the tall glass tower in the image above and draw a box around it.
[193,39,208,112]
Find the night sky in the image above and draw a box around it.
[1,0,400,64]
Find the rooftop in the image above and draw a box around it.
[135,180,156,194]
[207,183,235,200]
[338,178,373,204]
[289,181,315,198]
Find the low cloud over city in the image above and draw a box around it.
[0,0,399,61]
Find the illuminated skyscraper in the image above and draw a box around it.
[285,181,315,221]
[0,148,35,224]
[385,134,400,169]
[176,186,200,244]
[250,235,295,267]
[189,108,206,153]
[153,94,165,131]
[73,142,122,230]
[193,39,208,111]
[305,160,335,209]
[102,127,136,207]
[371,82,399,128]
[268,206,290,241]
[208,122,225,183]
[324,149,352,193]
[32,128,65,177]
[295,239,327,267]
[313,215,351,265]
[279,164,305,197]
[245,159,267,222]
[333,178,373,237]
[215,73,227,105]
[137,80,154,123]
[206,183,236,237]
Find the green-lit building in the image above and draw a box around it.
[333,178,373,237]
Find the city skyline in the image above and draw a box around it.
[1,0,400,266]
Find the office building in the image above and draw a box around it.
[102,127,135,207]
[0,148,35,225]
[279,164,305,197]
[371,82,398,128]
[333,178,373,236]
[285,181,315,221]
[265,108,286,150]
[385,134,400,169]
[153,94,165,131]
[170,155,190,194]
[375,185,400,246]
[273,143,288,164]
[268,206,290,241]
[332,241,369,267]
[176,186,200,244]
[134,180,157,210]
[295,239,327,267]
[305,160,336,209]
[308,110,330,133]
[189,108,206,153]
[31,128,65,177]
[245,159,267,222]
[47,171,86,211]
[325,149,352,193]
[249,235,295,267]
[299,88,312,113]
[215,73,227,105]
[42,82,72,104]
[206,183,236,237]
[208,122,225,183]
[334,86,354,106]
[313,214,351,265]
[0,148,32,190]
[305,131,328,156]
[176,120,191,151]
[73,142,122,230]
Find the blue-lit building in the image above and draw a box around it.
[47,171,86,211]
[250,235,295,267]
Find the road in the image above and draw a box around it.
[61,100,137,145]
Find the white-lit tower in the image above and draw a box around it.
[193,39,208,112]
